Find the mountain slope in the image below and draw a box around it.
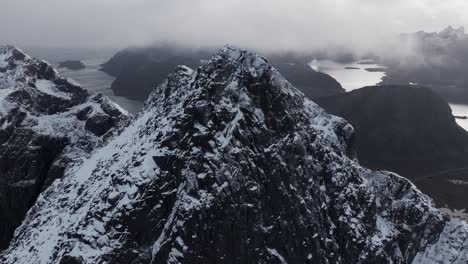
[317,85,468,210]
[267,54,345,99]
[2,47,467,263]
[0,46,130,249]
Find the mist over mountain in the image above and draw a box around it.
[378,26,468,103]
[2,1,468,55]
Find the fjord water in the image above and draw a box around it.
[310,59,468,131]
[451,104,468,131]
[55,58,143,114]
[25,47,143,114]
[309,59,386,91]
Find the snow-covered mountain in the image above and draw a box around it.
[0,46,130,249]
[1,46,468,263]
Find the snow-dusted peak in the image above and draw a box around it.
[0,46,130,250]
[212,45,270,77]
[0,45,129,135]
[0,45,82,113]
[0,46,28,65]
[1,46,468,264]
[0,45,58,86]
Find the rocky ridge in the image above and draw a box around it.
[1,47,467,263]
[0,46,130,249]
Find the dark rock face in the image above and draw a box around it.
[3,47,466,264]
[0,132,68,248]
[100,46,344,101]
[0,46,130,249]
[317,85,468,210]
[273,62,344,99]
[266,53,345,99]
[58,60,86,70]
[100,46,212,100]
[85,113,114,136]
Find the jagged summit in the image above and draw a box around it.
[1,45,90,113]
[0,45,129,137]
[1,46,468,263]
[0,45,130,249]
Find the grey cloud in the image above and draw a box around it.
[1,0,467,53]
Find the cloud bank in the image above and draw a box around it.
[1,0,468,53]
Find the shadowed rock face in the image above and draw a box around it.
[0,46,130,249]
[2,47,467,264]
[100,47,212,101]
[267,55,345,99]
[317,85,468,210]
[100,46,344,102]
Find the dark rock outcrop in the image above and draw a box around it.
[2,47,467,263]
[267,54,345,99]
[100,46,344,101]
[0,46,130,249]
[100,46,211,100]
[317,85,468,210]
[58,60,86,70]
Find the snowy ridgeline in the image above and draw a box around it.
[0,46,467,263]
[0,46,129,140]
[0,45,130,251]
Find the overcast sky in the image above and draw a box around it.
[1,0,468,52]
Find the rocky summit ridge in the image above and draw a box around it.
[1,46,467,263]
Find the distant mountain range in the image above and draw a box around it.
[101,26,468,107]
[100,46,345,101]
[380,26,468,104]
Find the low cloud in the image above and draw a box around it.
[1,0,468,54]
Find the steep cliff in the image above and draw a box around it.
[0,46,130,249]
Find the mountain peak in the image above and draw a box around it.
[0,45,28,62]
[0,46,130,250]
[217,45,270,72]
[2,47,468,263]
